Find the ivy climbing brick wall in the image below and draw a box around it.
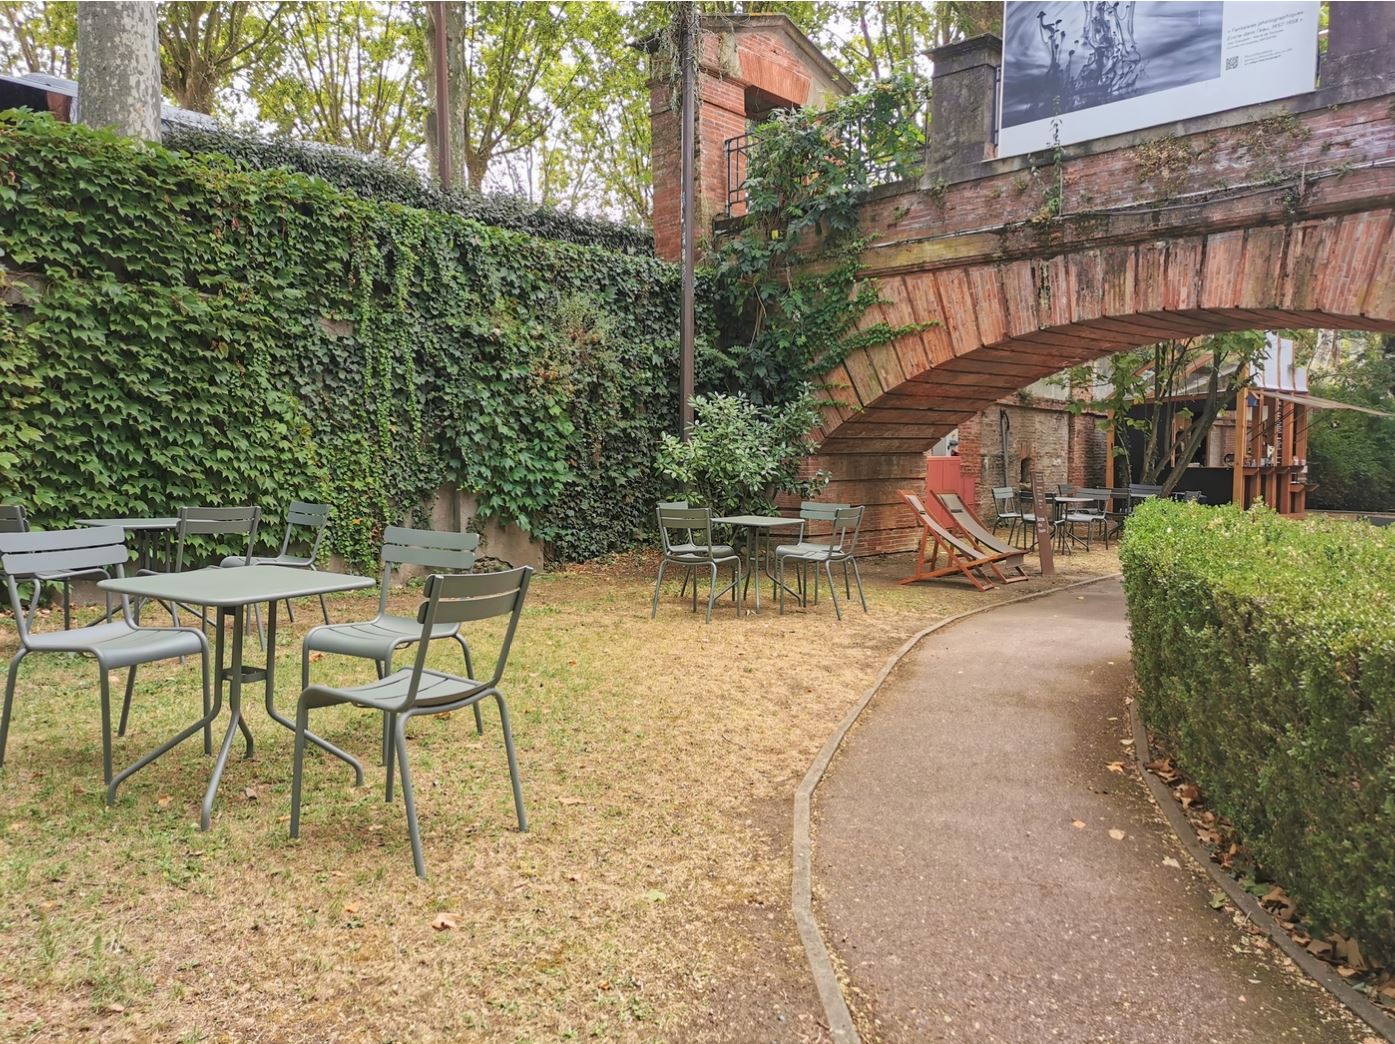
[0,113,680,568]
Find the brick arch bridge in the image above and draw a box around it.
[804,7,1395,553]
[647,5,1395,553]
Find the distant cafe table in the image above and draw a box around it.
[75,516,179,573]
[712,514,804,613]
[1051,496,1095,554]
[98,565,373,828]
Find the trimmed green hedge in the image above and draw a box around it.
[0,112,678,567]
[1121,500,1395,964]
[162,125,653,257]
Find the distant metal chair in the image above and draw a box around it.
[772,501,850,607]
[221,500,332,625]
[291,567,533,879]
[1,504,100,630]
[302,526,483,756]
[137,506,261,632]
[657,500,697,597]
[776,506,867,619]
[651,506,741,624]
[0,526,211,786]
[1071,487,1114,549]
[991,487,1023,544]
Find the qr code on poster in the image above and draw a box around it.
[1225,55,1239,71]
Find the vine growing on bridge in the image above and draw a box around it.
[704,74,927,407]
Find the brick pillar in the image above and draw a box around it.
[925,34,1001,182]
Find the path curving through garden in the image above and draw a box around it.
[813,579,1369,1043]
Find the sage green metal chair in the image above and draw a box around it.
[1,504,97,630]
[651,507,741,624]
[776,506,867,619]
[771,501,850,607]
[221,500,332,625]
[291,567,533,879]
[0,526,212,786]
[657,500,697,597]
[302,526,483,755]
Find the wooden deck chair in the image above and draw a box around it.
[931,491,1030,583]
[897,491,1021,592]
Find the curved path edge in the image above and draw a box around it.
[1129,702,1395,1042]
[791,573,1121,1044]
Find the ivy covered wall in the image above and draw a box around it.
[0,112,680,567]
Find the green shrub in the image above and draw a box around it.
[0,112,678,567]
[1121,500,1395,963]
[654,393,829,517]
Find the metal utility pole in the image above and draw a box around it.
[677,2,697,440]
[430,2,452,189]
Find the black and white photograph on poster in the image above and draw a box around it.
[1001,3,1222,128]
[998,1,1320,157]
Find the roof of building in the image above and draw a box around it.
[0,72,217,129]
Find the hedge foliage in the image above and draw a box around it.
[162,125,653,257]
[1121,500,1395,963]
[0,112,679,567]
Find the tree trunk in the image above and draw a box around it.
[424,1,467,188]
[77,2,162,141]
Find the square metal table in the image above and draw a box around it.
[75,517,180,573]
[1050,496,1096,554]
[99,565,374,829]
[712,514,804,613]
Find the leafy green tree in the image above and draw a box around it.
[158,1,287,115]
[1307,333,1395,511]
[250,1,424,160]
[1064,332,1268,496]
[0,0,76,77]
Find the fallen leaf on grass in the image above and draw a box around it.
[558,797,584,806]
[644,890,667,903]
[1108,829,1125,841]
[103,1003,125,1014]
[243,788,257,801]
[1208,891,1228,910]
[431,913,458,932]
[1177,783,1201,808]
[1260,885,1296,921]
[309,651,325,662]
[342,902,359,915]
[156,795,172,808]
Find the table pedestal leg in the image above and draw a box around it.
[201,605,255,830]
[749,527,760,612]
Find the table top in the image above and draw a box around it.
[76,517,179,530]
[1051,496,1095,504]
[99,564,373,607]
[713,514,804,528]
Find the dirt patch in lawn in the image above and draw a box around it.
[0,547,1118,1042]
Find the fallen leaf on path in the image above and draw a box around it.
[1108,829,1125,841]
[1071,820,1086,829]
[1106,762,1125,774]
[1162,857,1181,869]
[1208,891,1228,910]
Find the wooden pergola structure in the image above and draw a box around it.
[1232,337,1310,516]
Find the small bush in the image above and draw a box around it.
[1121,500,1395,964]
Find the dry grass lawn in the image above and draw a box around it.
[0,546,1118,1042]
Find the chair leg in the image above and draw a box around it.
[117,665,137,737]
[495,692,528,833]
[385,715,396,803]
[98,668,113,785]
[394,718,426,879]
[705,562,718,624]
[0,650,27,770]
[778,556,786,615]
[454,635,482,734]
[62,580,71,631]
[650,559,668,619]
[284,598,296,624]
[850,558,868,612]
[843,560,851,599]
[289,700,309,840]
[824,562,843,621]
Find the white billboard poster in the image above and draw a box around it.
[998,1,1320,157]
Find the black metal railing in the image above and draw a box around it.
[722,110,923,218]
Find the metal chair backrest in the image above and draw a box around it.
[378,525,480,614]
[657,506,719,557]
[1057,483,1077,497]
[0,505,28,534]
[829,506,864,557]
[406,567,532,705]
[800,501,850,547]
[1076,487,1113,510]
[1128,484,1163,505]
[992,487,1018,512]
[173,506,261,572]
[657,501,691,545]
[277,501,331,559]
[0,526,129,644]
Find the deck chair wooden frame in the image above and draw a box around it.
[931,491,1030,583]
[897,491,1021,591]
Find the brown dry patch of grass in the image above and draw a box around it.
[0,547,1118,1041]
